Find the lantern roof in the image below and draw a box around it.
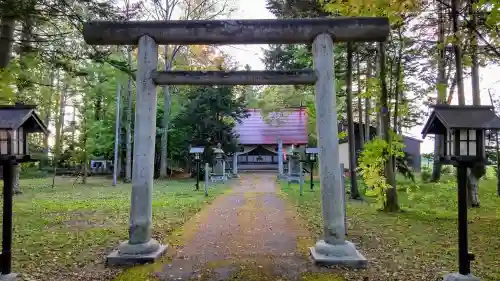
[0,104,48,135]
[213,148,224,154]
[213,143,224,154]
[421,105,500,138]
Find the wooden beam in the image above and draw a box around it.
[151,70,317,85]
[83,18,390,45]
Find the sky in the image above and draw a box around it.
[223,0,500,154]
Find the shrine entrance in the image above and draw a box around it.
[82,17,389,267]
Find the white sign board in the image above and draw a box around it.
[306,147,320,154]
[190,147,205,154]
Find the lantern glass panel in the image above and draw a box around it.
[18,127,24,155]
[195,153,200,160]
[458,130,470,156]
[11,129,18,154]
[459,130,467,140]
[469,130,476,140]
[469,141,477,156]
[446,129,454,156]
[0,130,8,155]
[310,153,316,161]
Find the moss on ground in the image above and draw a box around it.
[9,176,228,281]
[282,175,500,281]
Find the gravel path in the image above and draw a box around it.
[155,173,326,281]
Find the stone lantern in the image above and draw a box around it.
[212,143,226,181]
[287,145,304,193]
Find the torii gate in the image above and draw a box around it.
[83,18,389,267]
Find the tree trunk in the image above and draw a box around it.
[13,7,36,194]
[346,43,361,200]
[356,52,364,150]
[0,16,15,189]
[497,131,500,196]
[79,77,88,184]
[82,116,88,185]
[446,72,457,105]
[392,27,403,177]
[431,0,448,182]
[374,50,382,137]
[42,68,54,169]
[52,75,67,187]
[379,42,399,212]
[452,0,466,106]
[0,16,15,69]
[160,0,174,179]
[159,81,171,178]
[365,56,372,142]
[468,0,481,207]
[71,105,76,143]
[125,48,133,183]
[113,82,122,185]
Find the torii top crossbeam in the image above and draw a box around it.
[82,18,390,45]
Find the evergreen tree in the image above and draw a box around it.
[171,85,249,164]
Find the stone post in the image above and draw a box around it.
[341,163,347,235]
[232,154,238,177]
[299,161,304,196]
[107,35,167,265]
[222,161,226,182]
[288,158,292,177]
[278,138,284,178]
[309,33,367,268]
[204,163,209,196]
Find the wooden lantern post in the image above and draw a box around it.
[422,105,500,281]
[0,104,49,280]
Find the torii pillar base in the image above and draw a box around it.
[443,273,480,281]
[310,240,367,268]
[0,273,17,281]
[106,240,167,266]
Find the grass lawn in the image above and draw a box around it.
[1,176,227,281]
[282,175,500,281]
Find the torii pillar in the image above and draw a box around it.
[106,35,167,264]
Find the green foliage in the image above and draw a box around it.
[420,167,432,182]
[0,67,17,103]
[321,0,421,24]
[441,165,453,175]
[357,136,405,205]
[396,154,415,182]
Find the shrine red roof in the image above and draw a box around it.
[235,108,308,145]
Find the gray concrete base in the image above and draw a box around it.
[277,174,287,180]
[310,240,368,268]
[107,239,167,266]
[287,177,301,184]
[0,273,17,281]
[443,273,480,281]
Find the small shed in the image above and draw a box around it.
[0,104,48,161]
[338,121,423,171]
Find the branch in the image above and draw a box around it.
[436,0,500,57]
